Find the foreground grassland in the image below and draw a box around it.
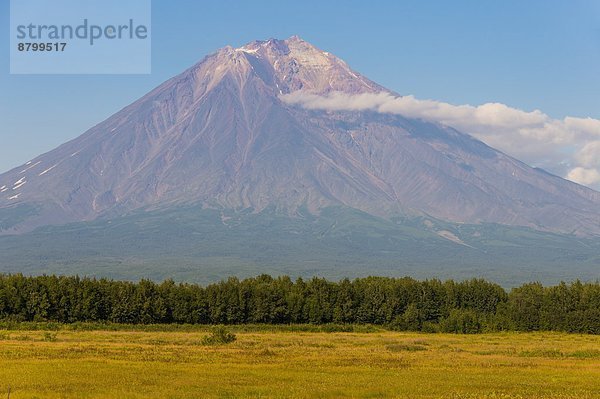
[0,326,598,398]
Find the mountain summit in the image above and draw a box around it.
[1,36,600,238]
[229,36,385,94]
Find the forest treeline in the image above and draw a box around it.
[0,274,599,333]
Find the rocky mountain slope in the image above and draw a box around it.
[1,36,600,237]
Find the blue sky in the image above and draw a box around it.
[1,0,599,178]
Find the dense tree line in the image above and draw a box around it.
[0,274,598,333]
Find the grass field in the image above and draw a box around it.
[0,325,598,398]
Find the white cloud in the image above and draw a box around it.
[575,141,600,168]
[281,91,600,191]
[567,167,600,186]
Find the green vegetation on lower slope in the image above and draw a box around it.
[0,204,38,230]
[0,206,598,286]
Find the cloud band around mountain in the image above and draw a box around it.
[280,91,600,190]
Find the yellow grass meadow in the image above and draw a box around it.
[0,327,599,398]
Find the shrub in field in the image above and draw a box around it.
[42,332,57,342]
[201,326,236,345]
[386,343,427,352]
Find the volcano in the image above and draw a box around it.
[1,36,599,284]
